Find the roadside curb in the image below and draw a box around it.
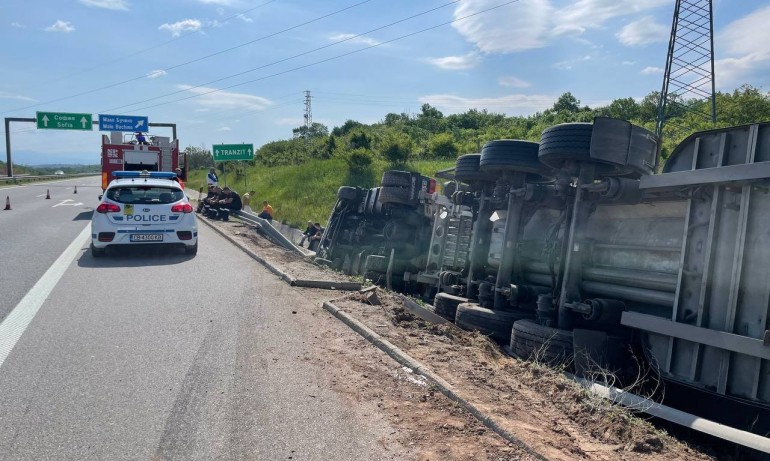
[198,215,296,283]
[198,215,361,291]
[322,300,549,461]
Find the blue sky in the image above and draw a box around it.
[1,0,768,164]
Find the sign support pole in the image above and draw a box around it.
[4,117,35,178]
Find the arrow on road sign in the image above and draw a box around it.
[135,120,145,129]
[42,115,49,127]
[80,117,88,129]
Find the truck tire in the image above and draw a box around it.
[479,140,550,177]
[455,154,494,183]
[510,319,574,367]
[378,186,412,205]
[433,293,469,321]
[381,170,413,188]
[538,122,632,177]
[337,186,358,201]
[454,303,533,344]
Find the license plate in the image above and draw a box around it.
[130,234,163,242]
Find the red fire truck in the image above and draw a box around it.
[100,132,186,190]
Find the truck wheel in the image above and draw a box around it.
[538,122,635,177]
[378,186,412,205]
[337,186,359,201]
[91,243,105,258]
[455,303,533,344]
[381,170,413,188]
[479,140,551,179]
[455,154,494,183]
[433,293,469,321]
[510,319,574,367]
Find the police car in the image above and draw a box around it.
[91,171,198,257]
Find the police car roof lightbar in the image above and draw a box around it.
[112,171,177,179]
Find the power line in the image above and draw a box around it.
[14,0,280,93]
[103,0,511,115]
[1,0,374,115]
[100,0,461,113]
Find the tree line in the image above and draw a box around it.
[185,84,770,173]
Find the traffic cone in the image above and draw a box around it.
[73,185,77,194]
[3,196,10,210]
[45,189,51,199]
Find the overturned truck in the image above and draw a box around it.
[319,117,770,438]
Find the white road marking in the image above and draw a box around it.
[0,224,91,370]
[52,199,84,207]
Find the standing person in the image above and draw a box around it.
[136,132,149,145]
[242,190,255,212]
[207,168,219,187]
[174,168,185,189]
[258,200,274,221]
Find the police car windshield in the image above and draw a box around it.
[106,186,184,205]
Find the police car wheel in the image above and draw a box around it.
[91,243,105,258]
[185,242,198,256]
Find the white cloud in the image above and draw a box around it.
[451,0,669,53]
[498,76,531,88]
[427,52,481,70]
[146,69,167,79]
[10,22,25,28]
[329,33,381,47]
[622,60,636,65]
[453,0,553,53]
[198,0,237,4]
[79,0,129,11]
[418,93,555,116]
[159,19,202,37]
[177,84,273,110]
[0,91,36,102]
[45,20,75,33]
[236,14,253,23]
[641,66,663,75]
[715,5,770,87]
[195,108,210,112]
[217,126,232,131]
[616,16,668,46]
[553,55,592,70]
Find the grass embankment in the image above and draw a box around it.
[188,158,455,228]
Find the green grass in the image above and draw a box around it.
[188,158,456,229]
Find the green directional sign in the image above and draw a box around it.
[212,143,254,162]
[36,111,93,131]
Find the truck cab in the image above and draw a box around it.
[100,131,186,191]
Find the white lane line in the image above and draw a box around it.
[0,224,91,370]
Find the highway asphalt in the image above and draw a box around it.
[0,195,395,460]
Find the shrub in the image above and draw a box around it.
[345,148,374,174]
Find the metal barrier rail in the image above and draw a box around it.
[232,210,311,257]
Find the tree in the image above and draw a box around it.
[552,92,581,113]
[347,129,372,150]
[428,132,458,159]
[379,130,413,165]
[183,145,214,170]
[331,119,363,137]
[292,122,329,139]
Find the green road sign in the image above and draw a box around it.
[36,111,93,131]
[212,143,254,162]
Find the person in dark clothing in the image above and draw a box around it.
[215,187,242,221]
[202,186,223,217]
[298,220,315,247]
[197,185,217,213]
[308,222,324,251]
[136,132,149,145]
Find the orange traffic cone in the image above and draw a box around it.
[3,196,10,210]
[45,189,51,199]
[73,185,77,194]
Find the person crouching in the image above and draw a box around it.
[215,187,242,221]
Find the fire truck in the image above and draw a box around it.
[100,131,186,190]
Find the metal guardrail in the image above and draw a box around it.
[1,173,98,184]
[232,210,311,257]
